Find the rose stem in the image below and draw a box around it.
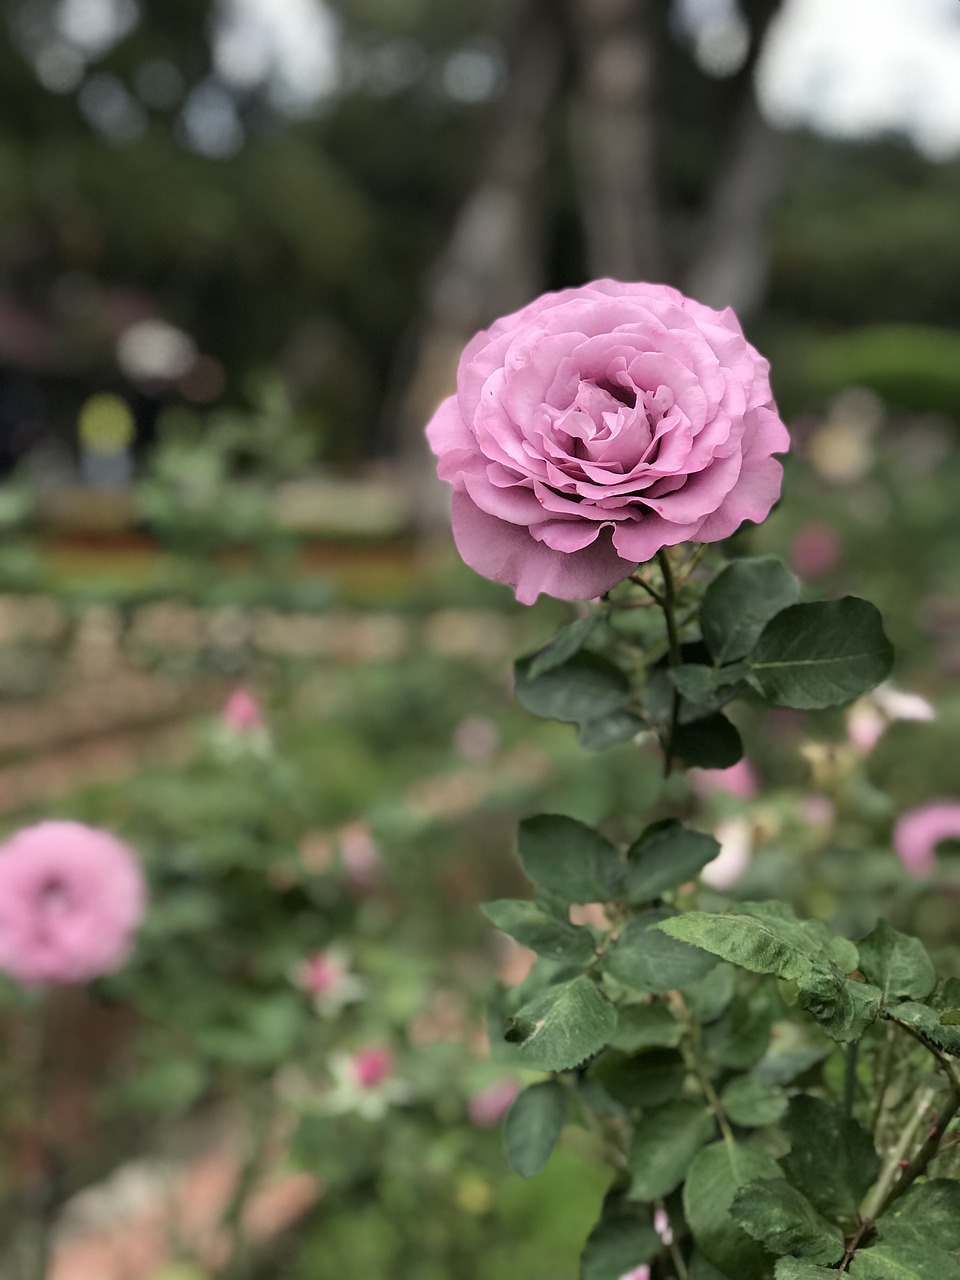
[655,549,682,776]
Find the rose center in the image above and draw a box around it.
[593,377,636,409]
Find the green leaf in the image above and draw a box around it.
[589,1048,687,1109]
[625,821,722,901]
[604,909,718,994]
[879,1179,960,1253]
[608,1000,682,1052]
[657,905,881,1043]
[752,1046,831,1087]
[580,1193,660,1280]
[747,598,894,710]
[482,900,597,966]
[857,921,936,1003]
[774,1261,837,1279]
[684,1140,785,1280]
[669,662,750,704]
[848,1241,960,1279]
[683,963,738,1023]
[732,1179,844,1266]
[503,1081,567,1178]
[528,613,600,679]
[505,975,617,1071]
[515,651,630,725]
[673,712,744,769]
[721,1076,788,1127]
[627,1100,716,1200]
[885,1001,960,1055]
[517,815,623,904]
[578,711,648,752]
[702,991,776,1070]
[781,1097,880,1223]
[689,1254,731,1280]
[701,557,801,664]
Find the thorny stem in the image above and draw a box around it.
[655,550,682,777]
[869,1023,897,1138]
[863,1019,960,1221]
[668,993,735,1147]
[843,1041,859,1121]
[628,571,665,606]
[858,1084,937,1228]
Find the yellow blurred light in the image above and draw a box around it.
[456,1173,493,1215]
[78,394,135,454]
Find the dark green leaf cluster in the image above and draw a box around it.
[514,556,894,768]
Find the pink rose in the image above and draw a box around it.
[467,1078,520,1128]
[427,280,789,604]
[0,821,146,985]
[222,687,264,733]
[352,1046,393,1089]
[691,758,758,801]
[893,802,960,878]
[789,522,840,578]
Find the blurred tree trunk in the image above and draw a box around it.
[682,0,788,317]
[391,0,563,522]
[568,0,663,281]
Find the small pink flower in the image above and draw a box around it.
[353,1046,393,1090]
[0,822,146,985]
[893,802,960,878]
[338,824,383,894]
[789,522,840,578]
[617,1268,650,1280]
[222,688,264,733]
[701,817,752,891]
[468,1079,520,1128]
[453,716,500,762]
[654,1207,673,1246]
[299,951,344,996]
[799,795,835,827]
[692,758,758,801]
[847,703,886,755]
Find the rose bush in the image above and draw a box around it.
[427,279,789,603]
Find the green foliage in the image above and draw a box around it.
[604,910,718,994]
[505,976,617,1072]
[482,900,597,965]
[781,1097,879,1223]
[700,557,800,664]
[579,1194,660,1280]
[626,1100,715,1200]
[731,1178,844,1266]
[747,598,894,710]
[857,921,937,1002]
[683,1142,785,1279]
[503,1082,567,1178]
[516,815,622,904]
[625,821,721,900]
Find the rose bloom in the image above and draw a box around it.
[427,280,789,603]
[893,802,960,878]
[222,687,264,733]
[0,821,146,985]
[467,1078,520,1128]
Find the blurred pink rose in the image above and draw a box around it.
[468,1079,520,1127]
[222,687,264,733]
[353,1046,393,1089]
[701,817,752,891]
[617,1268,650,1280]
[0,821,146,985]
[654,1207,673,1246]
[789,522,840,578]
[453,715,501,762]
[338,823,383,894]
[893,802,960,878]
[799,795,835,827]
[299,951,344,997]
[692,758,758,801]
[427,280,789,604]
